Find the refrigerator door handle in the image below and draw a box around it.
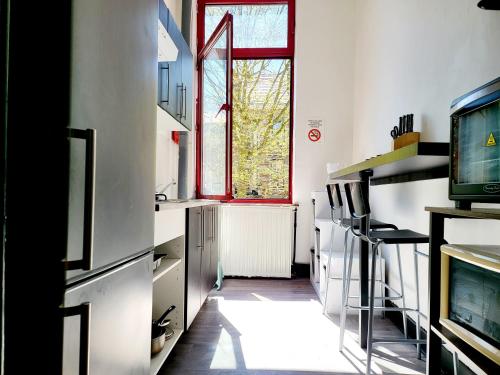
[65,128,96,271]
[62,302,91,375]
[212,207,215,241]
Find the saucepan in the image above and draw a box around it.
[151,305,176,355]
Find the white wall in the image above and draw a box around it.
[156,130,179,198]
[352,0,500,321]
[293,0,356,263]
[163,0,183,27]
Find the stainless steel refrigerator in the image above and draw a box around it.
[1,0,157,372]
[62,0,157,373]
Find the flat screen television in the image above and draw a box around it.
[450,77,500,209]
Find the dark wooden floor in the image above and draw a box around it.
[159,278,425,375]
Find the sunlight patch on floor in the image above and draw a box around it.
[208,295,424,374]
[209,326,238,369]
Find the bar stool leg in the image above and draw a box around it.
[378,246,384,318]
[366,243,379,375]
[338,229,349,317]
[339,233,355,352]
[396,244,408,338]
[323,223,336,315]
[413,244,422,360]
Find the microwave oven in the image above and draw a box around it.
[449,77,500,209]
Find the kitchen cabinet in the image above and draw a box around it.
[151,235,186,374]
[179,40,193,129]
[157,0,193,131]
[186,205,219,329]
[186,206,203,328]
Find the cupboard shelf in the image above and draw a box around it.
[150,328,183,375]
[153,258,182,283]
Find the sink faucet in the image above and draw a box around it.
[156,179,177,201]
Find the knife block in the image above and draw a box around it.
[392,132,420,150]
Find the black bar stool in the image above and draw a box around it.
[323,183,397,320]
[343,181,428,375]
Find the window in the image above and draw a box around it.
[197,0,294,202]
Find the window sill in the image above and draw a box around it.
[221,199,298,207]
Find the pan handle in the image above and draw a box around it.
[62,302,91,375]
[156,305,176,326]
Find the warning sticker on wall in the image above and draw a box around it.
[308,119,323,128]
[486,132,497,147]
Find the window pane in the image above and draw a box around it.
[205,5,288,48]
[232,59,291,199]
[202,31,228,196]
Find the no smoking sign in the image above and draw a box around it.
[308,128,321,142]
[307,119,323,143]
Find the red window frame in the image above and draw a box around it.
[196,0,295,203]
[196,13,234,200]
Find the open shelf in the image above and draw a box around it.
[431,324,496,375]
[150,328,183,375]
[153,258,182,283]
[328,142,449,185]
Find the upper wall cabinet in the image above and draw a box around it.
[158,0,193,131]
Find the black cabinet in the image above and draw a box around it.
[186,205,219,329]
[186,206,202,329]
[158,0,193,130]
[179,41,193,130]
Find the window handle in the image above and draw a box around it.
[215,103,230,118]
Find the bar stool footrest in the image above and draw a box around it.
[372,338,427,345]
[345,304,421,312]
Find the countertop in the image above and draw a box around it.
[155,199,221,211]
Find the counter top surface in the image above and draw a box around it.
[155,199,221,211]
[425,206,500,219]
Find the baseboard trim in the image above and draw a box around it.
[292,262,310,278]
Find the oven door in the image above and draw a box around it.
[440,244,500,366]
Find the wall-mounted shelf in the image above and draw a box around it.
[153,258,182,283]
[150,328,183,375]
[328,142,449,185]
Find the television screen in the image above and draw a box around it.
[449,257,500,348]
[456,100,500,185]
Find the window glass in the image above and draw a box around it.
[201,31,228,196]
[205,5,288,48]
[232,59,291,199]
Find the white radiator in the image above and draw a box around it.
[220,205,296,278]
